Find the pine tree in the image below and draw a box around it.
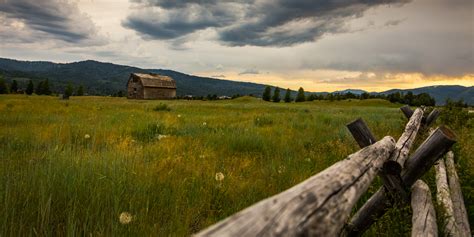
[295,87,305,102]
[43,79,52,95]
[272,87,281,102]
[26,80,34,95]
[262,86,271,101]
[307,94,316,101]
[0,77,7,94]
[77,85,84,96]
[284,88,292,103]
[404,91,414,105]
[10,80,18,93]
[65,83,74,98]
[36,81,44,95]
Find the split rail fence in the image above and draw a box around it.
[195,106,470,237]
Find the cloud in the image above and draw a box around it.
[384,19,406,27]
[122,1,246,40]
[239,68,260,75]
[123,0,410,47]
[0,0,103,45]
[211,75,226,78]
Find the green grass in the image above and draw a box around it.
[0,95,472,236]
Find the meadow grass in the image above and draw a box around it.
[0,95,471,236]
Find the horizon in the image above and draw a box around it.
[1,0,473,92]
[2,56,472,94]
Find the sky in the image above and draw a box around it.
[0,0,473,92]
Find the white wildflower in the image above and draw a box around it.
[277,165,285,174]
[84,134,91,139]
[202,122,207,126]
[119,212,133,224]
[215,172,225,181]
[178,114,182,118]
[157,134,169,140]
[199,155,205,159]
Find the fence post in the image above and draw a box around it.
[382,108,424,202]
[344,126,456,236]
[445,152,471,237]
[411,180,438,237]
[346,118,377,148]
[425,109,440,127]
[435,159,459,236]
[400,105,414,119]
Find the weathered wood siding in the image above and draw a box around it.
[143,87,176,99]
[127,74,177,99]
[127,79,144,99]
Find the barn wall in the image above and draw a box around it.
[127,80,144,99]
[143,87,176,99]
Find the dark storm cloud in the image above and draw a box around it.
[124,0,409,46]
[122,1,249,40]
[0,0,99,43]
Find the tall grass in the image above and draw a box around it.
[0,95,471,236]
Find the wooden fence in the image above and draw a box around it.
[195,106,469,237]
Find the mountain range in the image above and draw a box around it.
[0,57,472,105]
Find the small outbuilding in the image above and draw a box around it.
[127,73,176,99]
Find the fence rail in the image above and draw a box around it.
[195,106,469,237]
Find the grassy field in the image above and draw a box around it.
[0,95,472,236]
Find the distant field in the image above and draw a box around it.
[0,95,472,236]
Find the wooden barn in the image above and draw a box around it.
[127,73,176,99]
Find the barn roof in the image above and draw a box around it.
[131,73,176,89]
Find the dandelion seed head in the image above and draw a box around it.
[178,114,182,118]
[157,134,169,140]
[119,212,133,224]
[215,172,224,181]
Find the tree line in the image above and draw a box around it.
[0,76,84,97]
[262,86,436,106]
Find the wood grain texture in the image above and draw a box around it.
[445,152,471,237]
[382,108,424,202]
[346,118,377,148]
[344,126,456,237]
[425,109,440,127]
[391,108,424,167]
[411,180,438,237]
[401,106,414,119]
[195,136,396,237]
[435,159,459,237]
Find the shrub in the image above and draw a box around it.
[153,103,171,111]
[440,99,471,129]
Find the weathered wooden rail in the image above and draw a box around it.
[195,106,469,237]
